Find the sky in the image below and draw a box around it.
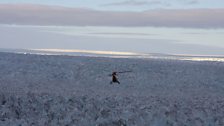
[0,0,224,55]
[0,0,224,11]
[0,0,223,27]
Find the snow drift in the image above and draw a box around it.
[0,52,224,126]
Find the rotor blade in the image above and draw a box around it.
[117,70,132,73]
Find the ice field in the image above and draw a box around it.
[0,51,224,126]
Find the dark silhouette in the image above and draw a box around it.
[110,72,120,84]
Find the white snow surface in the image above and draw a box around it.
[0,52,224,126]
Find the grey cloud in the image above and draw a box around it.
[103,0,149,6]
[184,0,199,5]
[102,0,167,7]
[102,0,198,7]
[0,4,224,28]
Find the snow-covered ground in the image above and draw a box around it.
[0,51,224,126]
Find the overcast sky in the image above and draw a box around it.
[0,0,223,28]
[0,3,223,28]
[0,0,224,11]
[0,0,223,55]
